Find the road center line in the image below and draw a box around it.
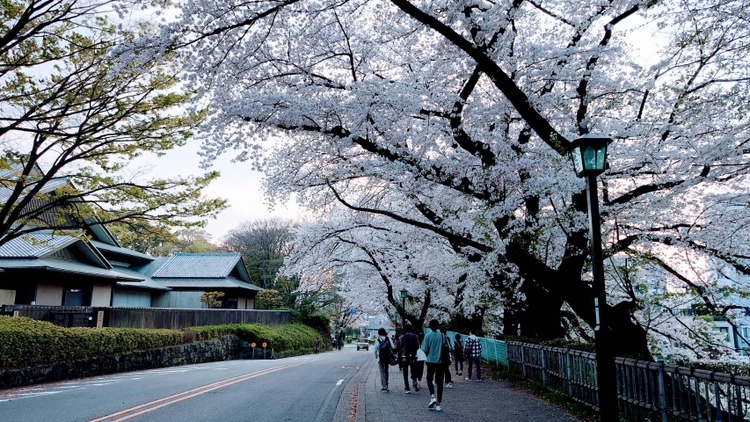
[89,361,308,422]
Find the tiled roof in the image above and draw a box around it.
[0,176,69,201]
[156,278,264,291]
[114,265,171,291]
[91,240,153,262]
[0,258,143,281]
[0,232,77,258]
[151,253,243,278]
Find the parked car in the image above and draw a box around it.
[356,338,369,351]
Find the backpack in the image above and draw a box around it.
[440,334,452,365]
[378,337,392,364]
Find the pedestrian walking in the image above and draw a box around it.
[440,327,454,388]
[338,330,346,350]
[399,324,421,393]
[374,328,396,391]
[464,329,482,381]
[414,331,425,385]
[421,319,447,412]
[392,335,401,371]
[453,333,465,376]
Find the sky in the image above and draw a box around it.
[140,139,303,243]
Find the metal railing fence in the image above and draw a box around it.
[507,341,750,421]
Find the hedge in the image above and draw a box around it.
[0,317,324,370]
[0,317,183,370]
[188,323,322,356]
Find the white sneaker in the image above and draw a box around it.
[465,377,471,381]
[435,405,442,412]
[446,382,454,389]
[428,397,437,409]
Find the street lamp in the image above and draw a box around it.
[569,135,618,421]
[400,289,409,331]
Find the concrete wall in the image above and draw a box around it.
[112,290,151,308]
[0,289,16,306]
[35,283,63,306]
[91,284,112,307]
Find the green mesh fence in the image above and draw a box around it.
[424,328,509,367]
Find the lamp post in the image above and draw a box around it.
[569,135,618,421]
[400,289,409,331]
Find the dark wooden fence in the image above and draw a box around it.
[1,305,290,329]
[103,307,290,329]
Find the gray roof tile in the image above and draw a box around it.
[156,278,263,291]
[152,253,242,278]
[0,258,143,281]
[0,231,77,258]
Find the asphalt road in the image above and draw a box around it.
[0,344,373,422]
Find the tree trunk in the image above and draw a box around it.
[506,239,652,360]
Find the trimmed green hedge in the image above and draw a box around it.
[0,317,324,370]
[188,323,323,356]
[0,317,183,370]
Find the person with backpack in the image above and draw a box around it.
[399,324,421,393]
[421,319,447,412]
[464,329,482,382]
[374,328,396,391]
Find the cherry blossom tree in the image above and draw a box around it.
[163,0,750,360]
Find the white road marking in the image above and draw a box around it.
[336,379,344,386]
[17,391,61,398]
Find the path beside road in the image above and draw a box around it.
[333,356,583,422]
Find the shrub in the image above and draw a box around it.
[189,323,322,356]
[0,316,183,370]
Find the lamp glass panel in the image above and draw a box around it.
[571,146,584,175]
[596,145,607,169]
[582,145,598,171]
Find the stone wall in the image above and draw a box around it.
[0,335,242,389]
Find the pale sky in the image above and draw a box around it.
[140,140,303,243]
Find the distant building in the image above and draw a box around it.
[0,164,262,309]
[361,314,396,339]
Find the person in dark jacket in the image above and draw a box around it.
[440,327,454,388]
[374,328,396,391]
[453,333,465,376]
[399,324,420,393]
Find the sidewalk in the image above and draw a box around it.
[333,358,583,422]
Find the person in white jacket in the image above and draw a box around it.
[374,328,396,391]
